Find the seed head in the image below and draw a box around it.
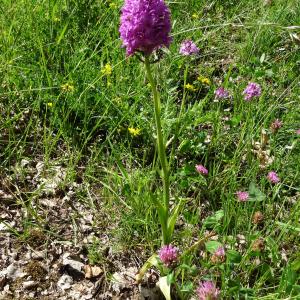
[252,211,264,224]
[252,238,265,252]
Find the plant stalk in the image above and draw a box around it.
[144,56,170,245]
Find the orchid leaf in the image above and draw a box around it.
[167,197,185,241]
[135,254,159,283]
[158,276,171,300]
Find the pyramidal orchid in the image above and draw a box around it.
[120,0,174,245]
[119,0,172,56]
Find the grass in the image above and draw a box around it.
[0,0,299,299]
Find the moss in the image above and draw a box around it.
[25,260,47,281]
[27,228,47,248]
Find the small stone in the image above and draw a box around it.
[21,159,30,167]
[57,274,73,291]
[32,250,46,260]
[63,258,84,273]
[4,263,26,280]
[23,280,37,289]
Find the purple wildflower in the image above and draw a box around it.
[158,245,178,267]
[214,87,229,99]
[196,164,208,175]
[179,40,199,56]
[243,82,261,101]
[267,171,280,184]
[236,191,249,202]
[196,281,220,300]
[215,246,225,257]
[119,0,172,56]
[211,246,226,263]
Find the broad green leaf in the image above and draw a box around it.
[248,182,266,201]
[158,276,171,300]
[203,210,224,228]
[226,250,242,263]
[215,210,224,221]
[205,241,223,254]
[226,115,242,127]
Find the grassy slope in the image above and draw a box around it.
[0,0,299,298]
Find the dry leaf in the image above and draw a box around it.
[83,265,103,279]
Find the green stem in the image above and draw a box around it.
[144,56,170,245]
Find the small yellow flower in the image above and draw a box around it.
[184,83,197,92]
[53,17,60,22]
[101,63,112,76]
[109,2,117,9]
[147,83,151,88]
[197,76,211,85]
[128,127,141,136]
[61,83,75,92]
[47,102,53,107]
[192,13,199,19]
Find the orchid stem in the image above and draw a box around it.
[144,56,170,245]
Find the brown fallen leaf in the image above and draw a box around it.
[83,265,103,279]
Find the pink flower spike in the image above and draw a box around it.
[196,164,208,175]
[119,0,172,56]
[215,87,229,99]
[267,171,280,184]
[243,82,261,101]
[236,191,249,202]
[158,245,178,267]
[296,129,300,135]
[215,246,225,257]
[196,281,220,300]
[179,40,199,56]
